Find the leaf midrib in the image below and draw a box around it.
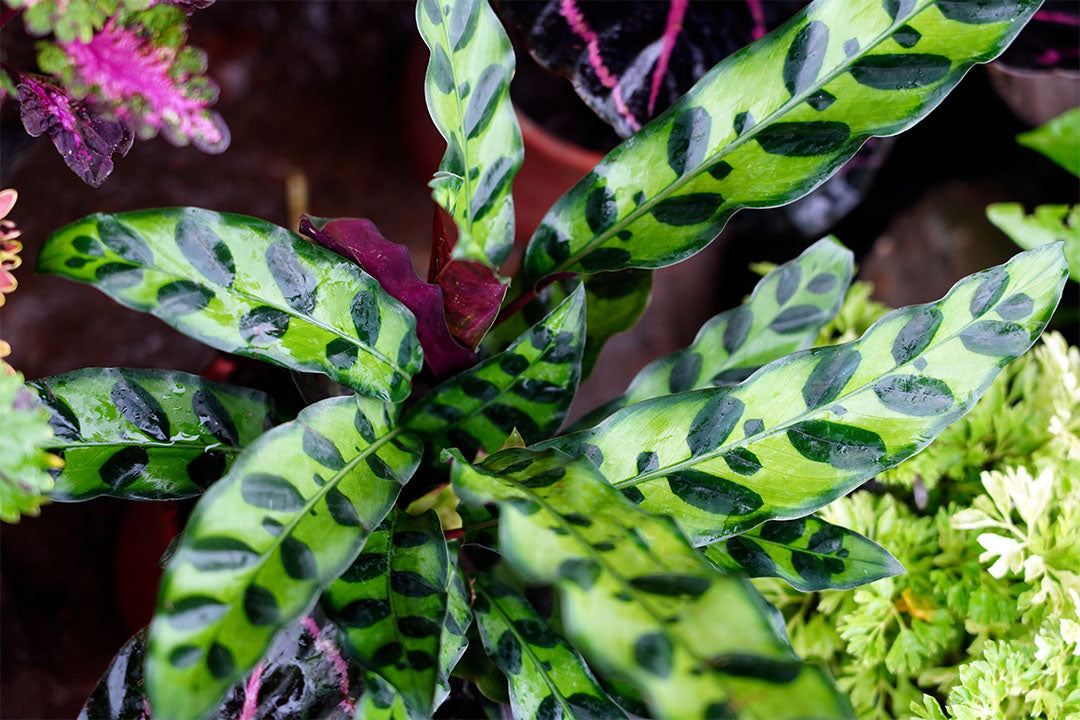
[433,8,476,242]
[547,0,935,276]
[194,424,402,663]
[506,473,730,697]
[618,270,1033,489]
[472,581,579,720]
[47,241,408,378]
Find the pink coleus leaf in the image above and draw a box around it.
[16,74,134,187]
[430,208,507,349]
[62,18,228,153]
[299,215,477,378]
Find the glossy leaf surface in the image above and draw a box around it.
[39,208,422,403]
[299,215,477,377]
[542,245,1067,544]
[436,556,472,708]
[1016,106,1080,177]
[470,568,627,720]
[356,671,410,720]
[702,515,903,591]
[523,0,1040,278]
[449,447,850,719]
[418,0,523,268]
[987,203,1080,283]
[404,286,585,455]
[577,237,851,428]
[28,368,273,501]
[321,509,449,716]
[80,613,361,720]
[146,394,422,720]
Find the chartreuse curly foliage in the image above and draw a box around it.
[449,447,851,719]
[145,394,422,720]
[0,369,58,522]
[578,237,852,428]
[28,368,273,501]
[404,286,585,455]
[543,244,1068,544]
[38,209,423,403]
[470,567,627,720]
[321,509,449,716]
[523,0,1040,279]
[702,515,903,592]
[987,203,1080,283]
[417,0,523,268]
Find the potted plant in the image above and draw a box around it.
[1,0,1073,718]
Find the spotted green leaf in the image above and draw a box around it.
[702,515,903,591]
[356,671,410,720]
[38,209,422,403]
[541,244,1067,544]
[146,394,422,720]
[417,0,523,268]
[321,509,448,716]
[1016,106,1080,177]
[988,203,1080,283]
[27,368,273,501]
[470,568,627,720]
[436,556,472,708]
[449,447,851,719]
[404,286,585,455]
[523,0,1040,278]
[576,238,852,428]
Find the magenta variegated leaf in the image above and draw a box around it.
[79,613,361,720]
[16,74,134,187]
[498,0,805,137]
[62,17,228,153]
[299,215,477,377]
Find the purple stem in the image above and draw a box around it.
[647,0,688,117]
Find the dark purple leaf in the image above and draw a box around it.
[299,215,477,377]
[16,75,134,188]
[162,0,217,10]
[430,208,507,350]
[79,613,360,720]
[497,0,805,137]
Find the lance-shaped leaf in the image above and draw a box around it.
[145,394,422,720]
[449,447,850,719]
[470,567,627,720]
[577,237,852,428]
[436,555,473,708]
[321,509,449,716]
[80,613,361,720]
[579,270,653,378]
[356,671,410,720]
[523,0,1040,278]
[27,368,274,501]
[1016,106,1080,177]
[417,0,523,268]
[404,286,585,456]
[299,215,477,377]
[987,203,1080,283]
[39,208,423,403]
[701,515,903,591]
[541,245,1068,544]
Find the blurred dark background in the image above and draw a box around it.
[1,3,1077,717]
